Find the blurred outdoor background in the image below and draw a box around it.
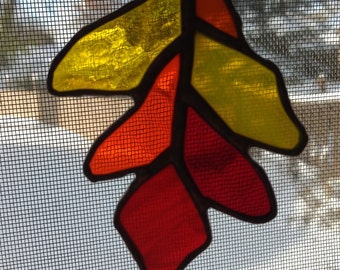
[1,0,340,269]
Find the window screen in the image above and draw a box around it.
[1,1,339,269]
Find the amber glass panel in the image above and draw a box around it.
[52,0,181,92]
[192,33,300,150]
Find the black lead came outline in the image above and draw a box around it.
[48,0,308,269]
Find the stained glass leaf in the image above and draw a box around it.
[47,0,308,268]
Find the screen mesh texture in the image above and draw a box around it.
[1,0,340,269]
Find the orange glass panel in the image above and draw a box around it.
[196,0,238,38]
[88,56,180,175]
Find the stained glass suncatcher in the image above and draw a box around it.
[48,0,308,269]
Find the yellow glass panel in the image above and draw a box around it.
[52,0,181,92]
[192,33,300,150]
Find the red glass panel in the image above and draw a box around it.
[196,0,238,38]
[117,165,208,270]
[88,56,180,175]
[184,107,271,217]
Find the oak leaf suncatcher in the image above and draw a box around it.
[48,0,308,269]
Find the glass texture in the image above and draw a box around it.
[52,0,181,92]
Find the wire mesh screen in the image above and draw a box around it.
[1,0,340,269]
